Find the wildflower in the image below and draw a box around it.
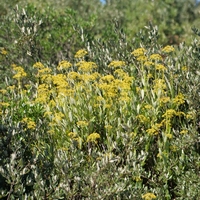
[57,60,72,71]
[136,55,148,62]
[87,132,100,144]
[12,66,27,79]
[0,102,10,107]
[137,114,149,123]
[100,75,115,83]
[162,45,175,53]
[166,133,173,139]
[170,145,178,152]
[75,49,88,58]
[131,48,146,57]
[108,61,125,68]
[162,109,176,119]
[172,93,185,106]
[155,64,167,71]
[146,123,162,135]
[150,54,163,61]
[181,66,188,71]
[144,61,154,67]
[21,117,36,130]
[1,48,8,55]
[33,62,45,69]
[180,129,188,134]
[77,61,97,72]
[52,112,65,123]
[0,89,7,94]
[77,120,88,127]
[142,192,156,200]
[159,96,170,105]
[104,125,113,130]
[68,71,80,80]
[153,79,166,93]
[114,69,127,78]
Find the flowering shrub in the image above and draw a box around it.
[0,39,200,199]
[1,2,200,199]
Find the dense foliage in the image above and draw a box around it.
[0,0,200,199]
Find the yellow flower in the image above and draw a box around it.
[100,75,115,82]
[0,89,7,94]
[131,48,146,57]
[77,121,88,127]
[153,79,166,93]
[108,61,125,68]
[0,102,10,107]
[162,45,175,53]
[1,48,8,55]
[136,55,148,62]
[77,61,97,72]
[159,96,170,105]
[180,129,188,134]
[87,132,100,144]
[137,115,149,123]
[33,62,45,69]
[155,64,167,71]
[150,54,162,61]
[181,66,188,71]
[142,192,156,200]
[57,60,72,71]
[21,117,36,130]
[75,49,88,58]
[166,133,173,139]
[12,66,27,79]
[162,109,176,119]
[172,93,185,106]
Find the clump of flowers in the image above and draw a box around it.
[87,133,100,144]
[108,60,126,68]
[57,60,72,71]
[142,192,157,200]
[75,49,88,58]
[162,45,175,53]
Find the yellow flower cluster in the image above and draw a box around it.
[108,60,126,68]
[75,49,88,58]
[77,61,97,72]
[142,192,156,200]
[57,60,72,71]
[21,117,36,130]
[162,45,175,53]
[86,132,100,144]
[1,48,8,55]
[12,64,27,80]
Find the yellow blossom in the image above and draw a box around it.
[33,62,45,69]
[180,129,188,134]
[142,192,156,200]
[131,48,146,57]
[87,132,100,144]
[0,102,10,107]
[162,109,176,119]
[0,89,7,94]
[75,49,88,58]
[162,45,175,53]
[77,61,97,72]
[155,64,167,71]
[1,48,8,55]
[150,54,163,61]
[108,61,125,68]
[21,117,36,130]
[57,60,72,71]
[12,66,27,79]
[172,93,185,106]
[77,121,89,127]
